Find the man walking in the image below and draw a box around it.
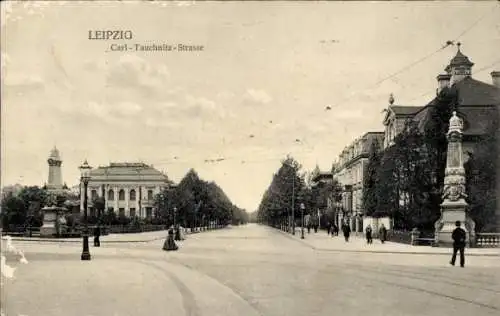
[379,223,387,244]
[365,225,373,244]
[342,221,351,242]
[450,221,466,268]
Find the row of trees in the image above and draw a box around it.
[154,169,248,228]
[363,86,498,231]
[1,170,248,231]
[256,156,342,228]
[1,186,75,229]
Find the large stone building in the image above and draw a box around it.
[382,45,500,163]
[333,132,384,232]
[377,44,500,231]
[82,162,171,219]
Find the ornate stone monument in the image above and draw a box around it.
[39,206,68,237]
[434,111,475,246]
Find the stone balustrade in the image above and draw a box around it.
[475,233,500,248]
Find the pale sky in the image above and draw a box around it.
[1,1,499,211]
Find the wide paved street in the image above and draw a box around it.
[2,224,500,316]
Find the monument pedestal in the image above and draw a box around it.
[39,206,68,238]
[40,207,58,237]
[435,199,474,247]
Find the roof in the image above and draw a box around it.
[390,105,425,116]
[312,172,333,183]
[362,132,384,152]
[89,162,169,183]
[452,77,500,106]
[448,48,474,67]
[412,77,499,135]
[48,147,61,161]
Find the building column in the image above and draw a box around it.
[125,188,130,217]
[114,186,119,212]
[138,186,143,218]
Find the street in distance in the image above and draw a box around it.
[109,43,205,52]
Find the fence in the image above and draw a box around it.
[389,230,435,246]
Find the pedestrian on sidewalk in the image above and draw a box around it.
[332,223,339,237]
[450,221,466,268]
[379,224,387,244]
[342,222,351,242]
[93,225,101,247]
[163,227,179,251]
[326,222,331,235]
[365,225,373,244]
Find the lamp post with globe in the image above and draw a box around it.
[79,160,92,261]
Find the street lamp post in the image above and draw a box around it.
[79,160,92,261]
[300,203,305,239]
[291,175,296,235]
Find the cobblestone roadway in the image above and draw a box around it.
[2,224,499,316]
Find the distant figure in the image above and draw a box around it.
[450,221,466,268]
[326,222,331,235]
[379,224,387,244]
[365,225,373,244]
[342,222,351,242]
[332,224,339,236]
[174,225,182,241]
[314,223,318,233]
[93,226,101,247]
[163,227,179,251]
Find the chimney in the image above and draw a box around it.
[437,74,451,94]
[491,71,500,89]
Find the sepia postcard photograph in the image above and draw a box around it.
[1,1,500,315]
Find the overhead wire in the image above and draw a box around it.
[144,8,498,171]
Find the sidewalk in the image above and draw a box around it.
[277,228,500,257]
[7,228,208,243]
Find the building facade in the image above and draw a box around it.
[333,132,384,232]
[81,162,171,219]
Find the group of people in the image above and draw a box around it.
[326,221,388,244]
[364,223,388,244]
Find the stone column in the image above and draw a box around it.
[435,111,475,246]
[114,186,119,212]
[125,187,130,216]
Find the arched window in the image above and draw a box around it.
[119,189,125,201]
[91,190,98,200]
[108,189,115,200]
[129,189,136,201]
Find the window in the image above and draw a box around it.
[108,189,115,200]
[108,207,114,213]
[129,189,136,201]
[130,208,136,218]
[146,207,152,218]
[90,207,96,217]
[119,208,125,217]
[147,190,153,200]
[119,189,125,201]
[91,190,98,200]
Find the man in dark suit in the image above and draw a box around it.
[450,221,466,268]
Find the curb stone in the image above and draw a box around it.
[272,227,500,257]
